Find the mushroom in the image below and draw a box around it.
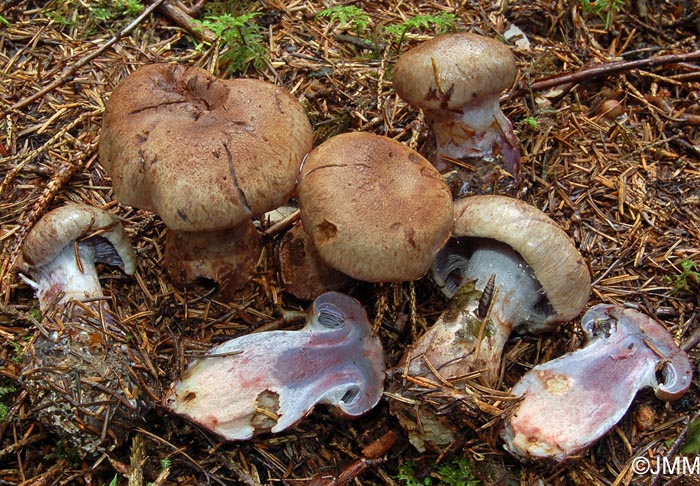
[502,304,694,461]
[409,195,591,385]
[392,33,520,178]
[163,291,385,440]
[15,202,136,311]
[15,203,157,455]
[390,195,590,451]
[296,132,454,283]
[99,63,313,297]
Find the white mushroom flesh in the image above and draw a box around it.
[29,242,103,310]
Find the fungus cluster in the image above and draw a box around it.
[14,30,694,468]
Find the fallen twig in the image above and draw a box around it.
[514,50,700,96]
[308,429,401,486]
[157,0,216,43]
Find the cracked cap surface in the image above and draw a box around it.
[99,64,313,232]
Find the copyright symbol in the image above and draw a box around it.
[632,456,650,475]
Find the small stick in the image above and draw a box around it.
[310,430,400,486]
[263,209,300,237]
[513,50,700,97]
[157,0,216,43]
[681,323,700,352]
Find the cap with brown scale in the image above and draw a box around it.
[296,132,454,282]
[99,64,313,295]
[393,33,516,112]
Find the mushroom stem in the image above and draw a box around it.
[164,221,262,297]
[28,243,104,311]
[403,281,512,386]
[419,238,548,385]
[426,95,520,175]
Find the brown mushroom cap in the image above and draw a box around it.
[393,33,517,112]
[17,203,136,275]
[452,195,590,326]
[99,64,313,232]
[297,132,454,282]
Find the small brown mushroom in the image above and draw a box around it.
[296,132,454,283]
[163,291,385,441]
[16,202,136,310]
[503,304,693,461]
[393,33,520,177]
[99,63,313,297]
[15,203,157,456]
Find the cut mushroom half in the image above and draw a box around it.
[163,291,385,441]
[503,304,694,461]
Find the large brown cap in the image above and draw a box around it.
[297,132,454,282]
[453,195,590,325]
[99,64,313,232]
[17,203,136,274]
[393,33,517,111]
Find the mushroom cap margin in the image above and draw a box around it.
[453,195,591,328]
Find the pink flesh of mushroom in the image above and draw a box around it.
[503,304,693,461]
[163,292,385,441]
